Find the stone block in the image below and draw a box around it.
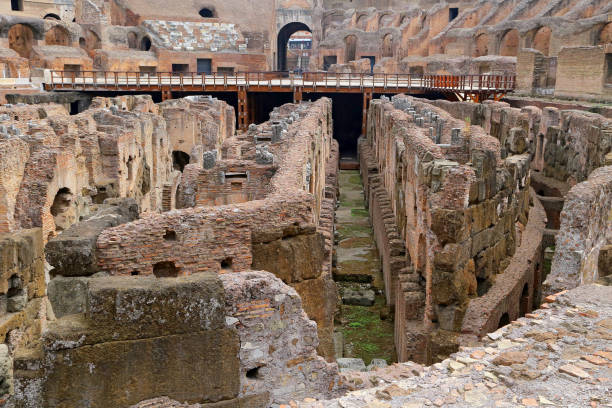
[341,287,375,306]
[252,232,324,283]
[86,273,226,338]
[46,199,139,277]
[42,330,240,408]
[337,358,366,372]
[367,358,388,371]
[47,276,89,318]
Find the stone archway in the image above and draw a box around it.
[277,22,311,71]
[531,26,551,55]
[8,24,34,58]
[382,34,393,58]
[473,33,489,57]
[500,29,519,56]
[45,25,71,46]
[344,34,357,63]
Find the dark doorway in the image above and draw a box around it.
[304,93,363,157]
[498,313,510,328]
[172,151,190,172]
[323,56,337,71]
[277,22,311,71]
[449,8,459,21]
[197,59,212,74]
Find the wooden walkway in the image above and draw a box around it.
[43,70,516,131]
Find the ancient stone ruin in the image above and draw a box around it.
[0,0,610,407]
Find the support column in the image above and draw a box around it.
[161,88,173,101]
[293,87,303,104]
[362,91,373,136]
[237,87,248,132]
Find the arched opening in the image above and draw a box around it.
[597,23,612,45]
[140,36,152,51]
[531,26,551,56]
[379,14,394,28]
[519,283,530,317]
[382,34,393,58]
[8,24,34,58]
[345,34,357,63]
[127,32,138,49]
[356,14,367,30]
[50,187,75,232]
[172,151,190,172]
[498,313,510,328]
[473,33,489,57]
[80,30,101,53]
[45,25,71,46]
[277,22,311,71]
[43,13,61,20]
[199,7,215,18]
[286,30,312,72]
[500,29,519,57]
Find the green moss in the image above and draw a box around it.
[339,296,396,365]
[350,208,369,217]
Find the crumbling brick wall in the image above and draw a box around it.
[363,95,536,364]
[544,166,612,295]
[96,98,339,359]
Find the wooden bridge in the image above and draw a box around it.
[43,70,516,132]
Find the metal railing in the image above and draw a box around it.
[45,70,516,93]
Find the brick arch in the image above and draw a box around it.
[531,26,551,56]
[382,33,393,58]
[8,24,34,58]
[499,29,519,56]
[355,14,368,30]
[597,22,612,45]
[45,25,71,46]
[344,34,357,62]
[379,13,394,28]
[473,33,489,57]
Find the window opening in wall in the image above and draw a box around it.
[140,36,152,51]
[131,270,140,276]
[217,67,234,75]
[220,257,233,271]
[449,8,459,22]
[139,66,156,74]
[126,156,134,181]
[172,64,189,74]
[163,230,177,241]
[199,8,215,18]
[64,64,82,74]
[246,366,262,379]
[197,59,212,75]
[70,101,80,115]
[172,151,190,172]
[11,0,23,11]
[153,261,179,277]
[498,313,510,329]
[323,55,337,71]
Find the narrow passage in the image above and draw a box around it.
[333,169,396,365]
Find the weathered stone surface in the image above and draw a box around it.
[46,199,139,277]
[341,287,375,306]
[337,358,366,372]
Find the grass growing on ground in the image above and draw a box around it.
[340,296,396,365]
